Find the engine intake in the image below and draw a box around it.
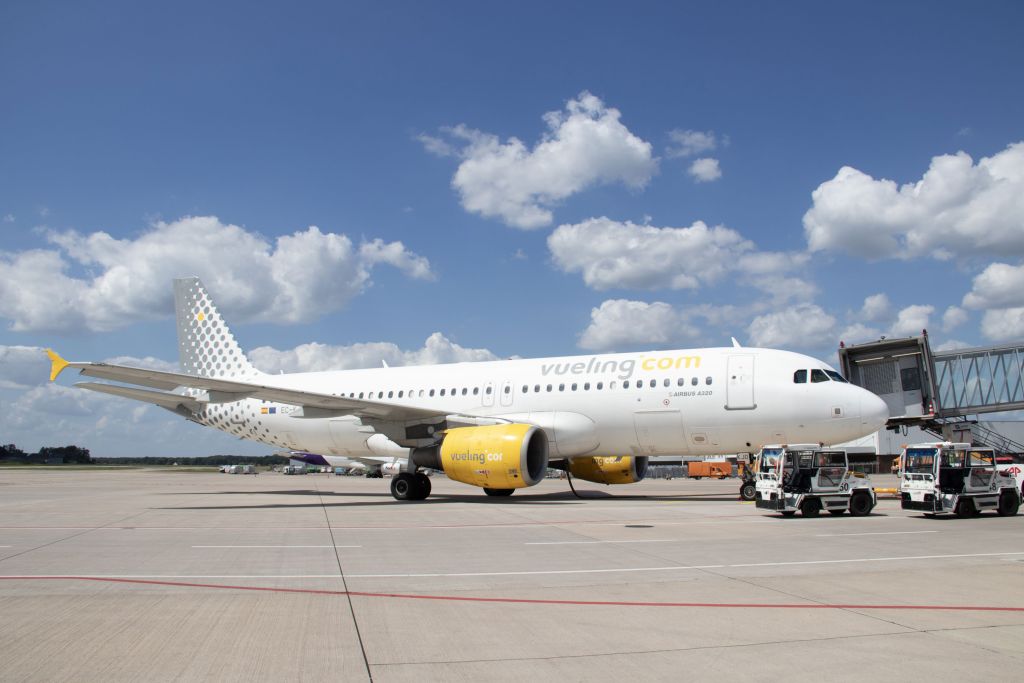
[412,424,549,489]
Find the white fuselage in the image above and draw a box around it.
[192,346,889,459]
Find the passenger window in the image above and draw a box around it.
[546,384,552,392]
[486,387,492,395]
[691,377,698,386]
[534,384,540,392]
[388,391,394,398]
[559,383,565,391]
[378,391,384,399]
[429,389,435,397]
[398,391,404,398]
[610,381,617,389]
[663,378,670,387]
[472,387,479,395]
[811,369,830,383]
[522,385,528,393]
[705,377,712,385]
[440,389,446,396]
[584,382,590,390]
[359,392,364,399]
[571,383,578,391]
[793,369,807,383]
[624,380,630,388]
[503,385,510,394]
[677,378,685,386]
[650,379,656,388]
[597,382,603,390]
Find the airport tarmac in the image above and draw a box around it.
[1,469,1022,682]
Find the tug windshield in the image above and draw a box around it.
[904,448,938,474]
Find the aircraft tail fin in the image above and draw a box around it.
[173,277,262,380]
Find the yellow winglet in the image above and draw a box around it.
[46,348,70,382]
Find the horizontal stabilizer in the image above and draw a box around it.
[55,358,443,422]
[76,382,202,415]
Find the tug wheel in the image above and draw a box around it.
[848,492,873,517]
[997,491,1020,517]
[740,482,756,501]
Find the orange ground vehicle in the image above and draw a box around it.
[687,461,731,479]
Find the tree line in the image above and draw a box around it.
[0,444,287,466]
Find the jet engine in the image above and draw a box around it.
[411,424,549,490]
[568,456,649,484]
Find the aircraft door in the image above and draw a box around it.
[726,354,756,410]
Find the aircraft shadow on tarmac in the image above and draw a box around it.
[156,488,746,510]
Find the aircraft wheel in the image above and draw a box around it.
[848,492,873,517]
[412,472,432,500]
[739,482,756,501]
[781,510,796,517]
[800,499,821,517]
[391,472,417,501]
[483,488,514,497]
[997,491,1020,517]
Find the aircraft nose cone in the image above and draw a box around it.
[860,391,890,430]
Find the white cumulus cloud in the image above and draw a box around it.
[890,304,934,337]
[747,304,837,349]
[942,306,968,332]
[249,333,499,373]
[666,129,719,158]
[688,158,722,182]
[548,217,809,302]
[420,91,657,229]
[0,216,433,333]
[804,142,1024,259]
[860,294,891,322]
[578,300,697,351]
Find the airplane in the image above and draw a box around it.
[46,276,890,501]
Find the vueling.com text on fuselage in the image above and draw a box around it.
[538,355,701,381]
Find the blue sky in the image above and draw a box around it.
[2,1,1023,456]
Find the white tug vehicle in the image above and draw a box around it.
[755,445,875,517]
[899,442,1020,517]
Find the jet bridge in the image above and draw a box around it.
[838,332,1024,452]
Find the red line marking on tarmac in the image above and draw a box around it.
[2,576,1022,613]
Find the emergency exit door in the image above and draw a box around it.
[726,354,756,410]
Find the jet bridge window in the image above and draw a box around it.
[811,369,830,383]
[794,369,807,383]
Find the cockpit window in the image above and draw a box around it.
[793,369,807,383]
[825,370,849,383]
[810,369,830,383]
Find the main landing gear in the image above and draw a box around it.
[390,471,432,501]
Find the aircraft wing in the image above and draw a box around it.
[48,350,445,423]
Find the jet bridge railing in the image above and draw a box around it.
[933,343,1024,417]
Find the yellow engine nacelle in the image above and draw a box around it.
[439,424,549,489]
[568,456,649,485]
